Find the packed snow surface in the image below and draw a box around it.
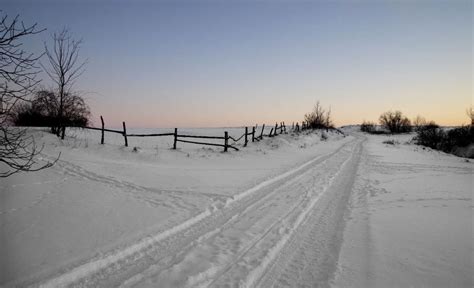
[334,133,473,288]
[1,127,472,287]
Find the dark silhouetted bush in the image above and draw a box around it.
[12,89,90,131]
[413,115,427,132]
[303,101,334,130]
[414,122,444,149]
[445,126,474,149]
[415,122,473,157]
[379,111,412,133]
[360,121,376,133]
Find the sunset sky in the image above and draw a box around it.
[4,0,472,128]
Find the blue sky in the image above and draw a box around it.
[3,0,472,127]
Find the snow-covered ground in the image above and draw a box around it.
[1,127,472,287]
[334,132,473,288]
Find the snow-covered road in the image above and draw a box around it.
[3,128,471,287]
[36,135,364,287]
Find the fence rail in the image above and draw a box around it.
[84,126,122,134]
[178,134,225,140]
[127,133,174,137]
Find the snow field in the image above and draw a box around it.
[39,137,354,287]
[3,127,470,287]
[1,127,349,287]
[334,132,473,288]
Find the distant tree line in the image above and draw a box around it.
[360,108,474,158]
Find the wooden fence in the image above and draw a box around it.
[72,116,344,151]
[79,116,291,152]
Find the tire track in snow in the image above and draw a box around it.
[122,159,323,288]
[118,139,360,288]
[255,135,364,288]
[200,137,363,288]
[34,137,357,288]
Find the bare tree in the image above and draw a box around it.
[305,101,323,129]
[304,101,333,130]
[467,106,474,126]
[325,106,333,130]
[379,110,412,133]
[42,28,86,139]
[413,115,426,132]
[0,12,55,177]
[12,89,90,129]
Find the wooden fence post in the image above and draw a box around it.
[244,127,248,147]
[224,131,228,152]
[274,122,278,136]
[269,127,274,137]
[252,126,255,142]
[173,128,177,149]
[100,116,104,144]
[122,121,128,147]
[260,124,265,139]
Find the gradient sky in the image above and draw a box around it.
[3,0,472,128]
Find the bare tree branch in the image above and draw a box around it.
[0,12,56,177]
[0,13,45,120]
